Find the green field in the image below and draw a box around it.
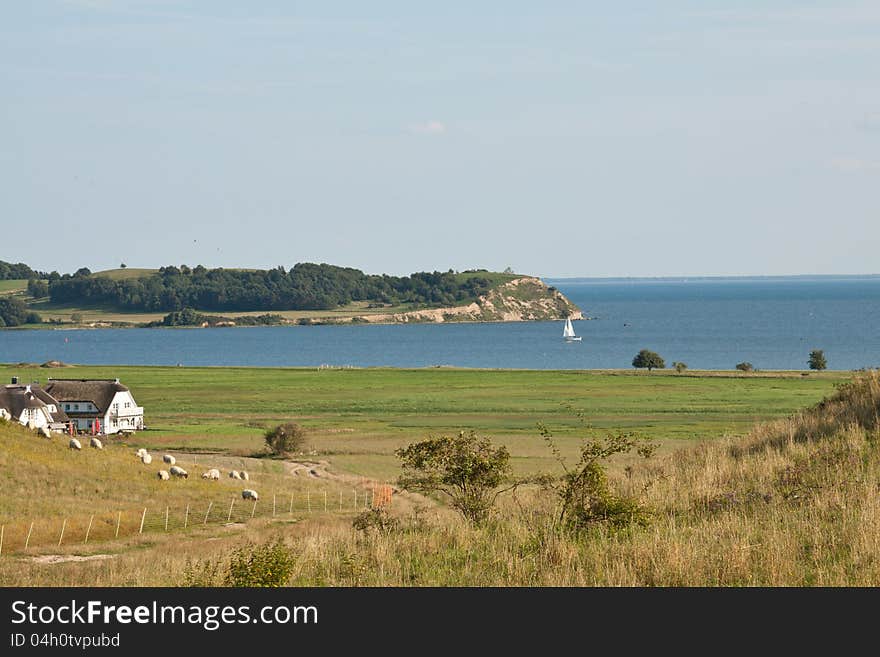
[1,364,848,479]
[93,268,160,280]
[0,279,27,295]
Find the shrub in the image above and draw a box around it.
[352,507,399,534]
[809,349,827,371]
[539,420,656,532]
[672,361,688,373]
[224,539,297,587]
[395,431,512,525]
[735,362,754,372]
[264,422,308,456]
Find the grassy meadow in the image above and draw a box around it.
[1,368,878,586]
[0,279,27,295]
[0,364,847,481]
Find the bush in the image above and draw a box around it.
[395,431,512,525]
[224,539,297,587]
[632,349,665,371]
[352,507,399,534]
[809,349,827,371]
[264,422,308,456]
[672,361,688,373]
[735,362,754,372]
[539,424,656,532]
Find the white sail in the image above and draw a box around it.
[563,318,575,338]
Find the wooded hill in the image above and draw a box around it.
[7,260,518,314]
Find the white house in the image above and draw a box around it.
[43,378,144,434]
[0,383,70,431]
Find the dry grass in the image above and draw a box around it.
[4,371,880,586]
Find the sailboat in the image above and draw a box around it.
[563,316,582,342]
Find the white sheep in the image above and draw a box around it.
[69,438,82,450]
[169,465,188,479]
[135,448,147,458]
[201,468,220,480]
[242,489,259,501]
[240,470,249,481]
[141,452,152,464]
[229,470,242,480]
[157,470,170,480]
[162,454,176,465]
[90,437,103,449]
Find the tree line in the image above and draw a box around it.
[46,263,497,313]
[0,260,45,280]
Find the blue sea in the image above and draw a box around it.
[1,277,879,370]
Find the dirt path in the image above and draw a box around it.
[281,459,435,515]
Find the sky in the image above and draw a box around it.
[2,1,878,278]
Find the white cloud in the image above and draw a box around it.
[829,157,880,173]
[407,120,446,135]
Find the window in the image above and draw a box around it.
[73,404,79,411]
[65,404,70,411]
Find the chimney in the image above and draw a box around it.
[11,376,18,384]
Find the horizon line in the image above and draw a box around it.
[542,273,880,281]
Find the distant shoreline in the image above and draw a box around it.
[545,273,880,283]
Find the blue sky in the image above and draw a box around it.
[2,1,878,277]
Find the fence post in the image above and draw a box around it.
[58,518,67,546]
[115,512,121,539]
[139,508,146,534]
[25,521,34,551]
[339,490,343,511]
[251,500,257,518]
[204,501,213,525]
[84,515,94,544]
[227,497,235,522]
[370,487,375,509]
[184,504,189,530]
[164,507,169,532]
[289,493,293,515]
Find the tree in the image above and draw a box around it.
[264,422,308,456]
[672,361,688,373]
[70,312,83,324]
[0,297,34,327]
[27,278,48,298]
[395,431,512,525]
[735,362,754,372]
[808,349,827,371]
[632,349,665,371]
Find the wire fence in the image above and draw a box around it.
[0,483,395,556]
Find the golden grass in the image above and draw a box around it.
[3,371,880,586]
